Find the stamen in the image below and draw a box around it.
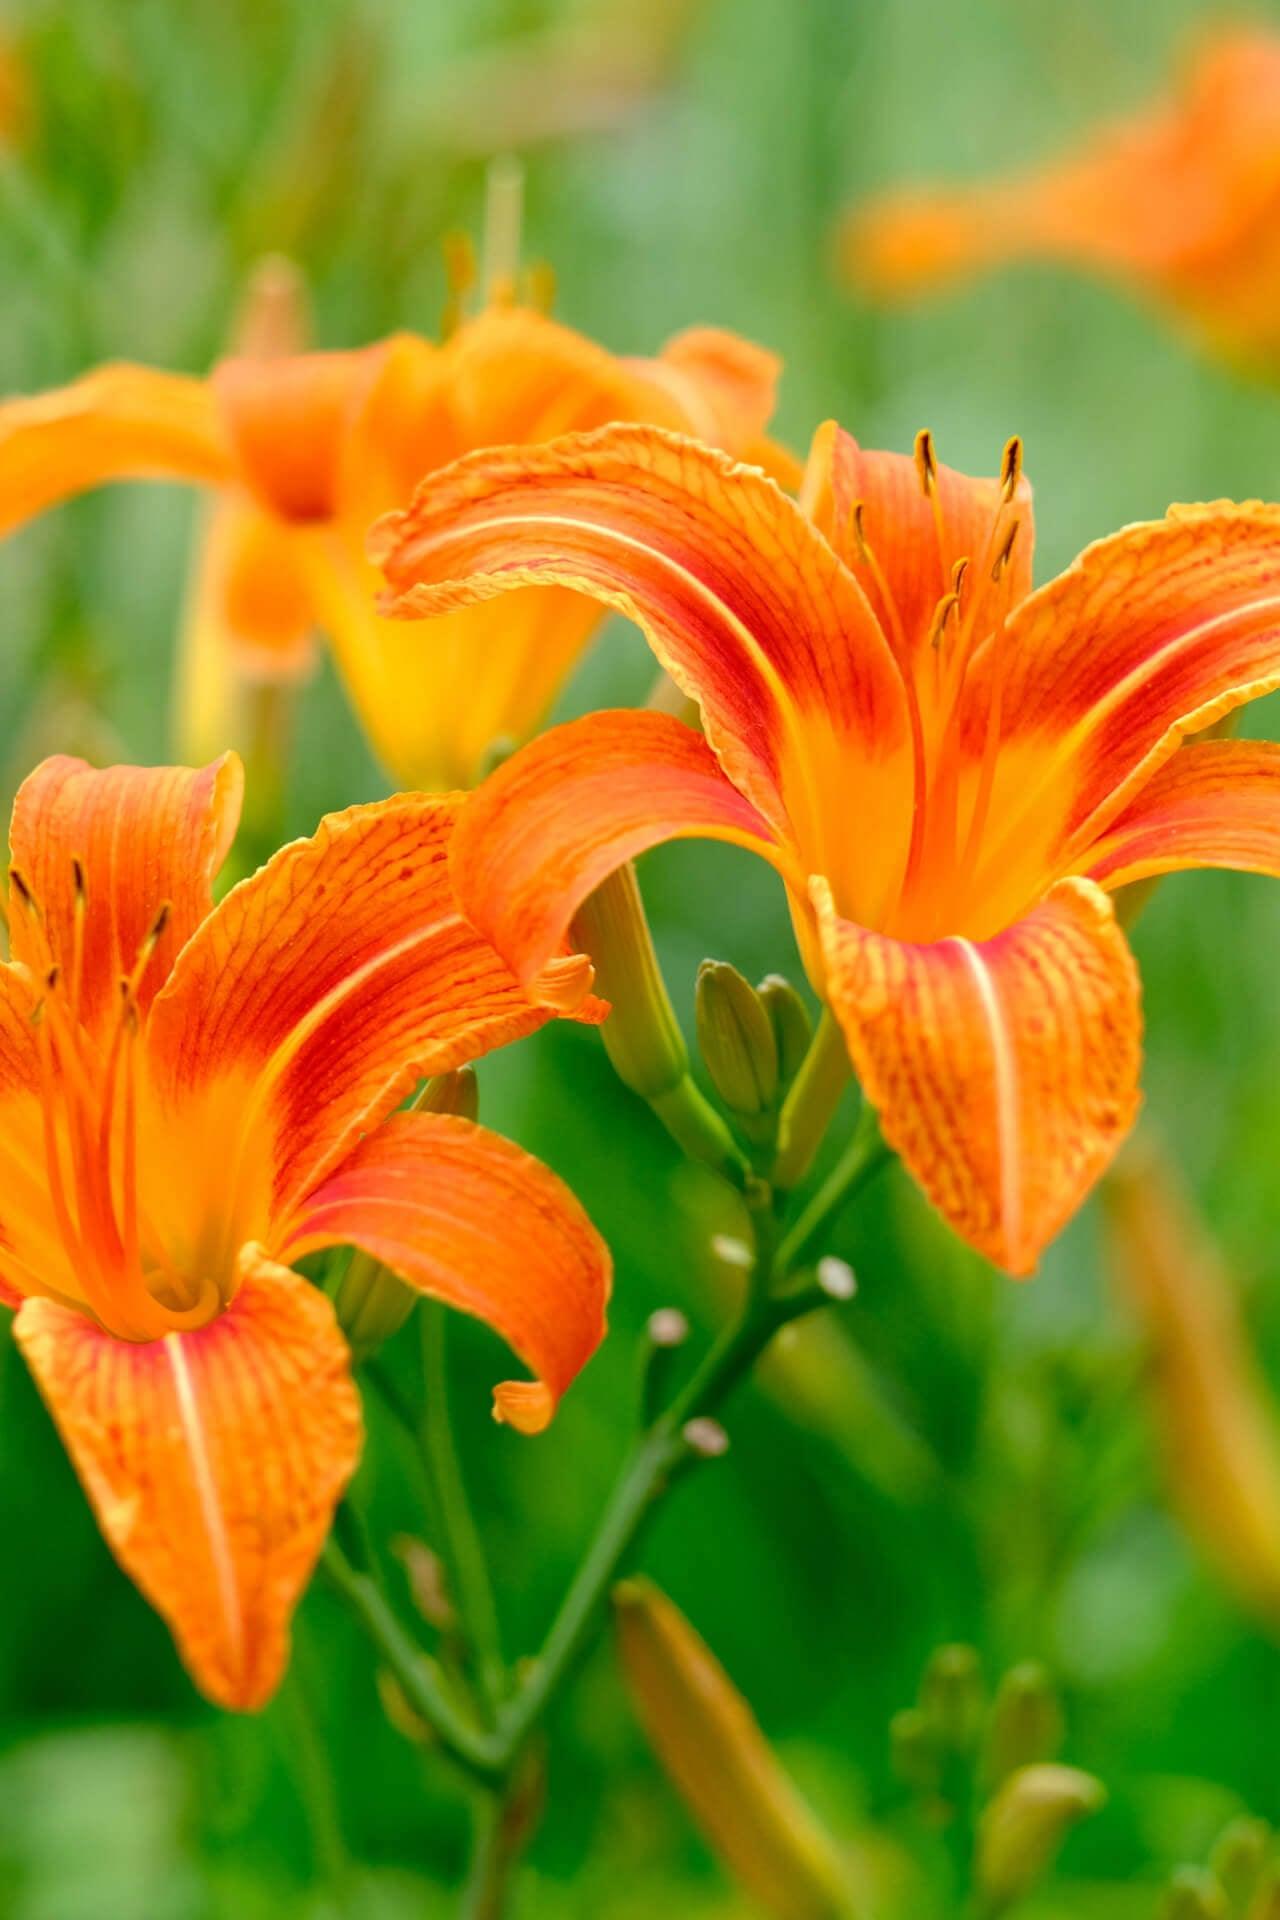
[991,518,1021,582]
[8,866,36,918]
[913,428,938,496]
[70,857,87,1024]
[950,556,970,598]
[927,591,961,649]
[1000,436,1023,502]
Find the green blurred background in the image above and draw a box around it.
[4,0,1280,1913]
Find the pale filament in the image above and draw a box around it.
[11,864,216,1342]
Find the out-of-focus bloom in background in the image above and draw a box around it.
[840,31,1280,376]
[0,284,790,792]
[0,756,610,1708]
[0,29,33,152]
[376,420,1280,1273]
[1103,1143,1280,1629]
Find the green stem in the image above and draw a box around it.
[771,1010,851,1190]
[491,1206,802,1764]
[461,1789,516,1920]
[774,1102,893,1275]
[321,1538,504,1787]
[281,1644,353,1903]
[420,1304,507,1716]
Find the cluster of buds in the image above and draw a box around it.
[1165,1817,1280,1919]
[695,960,813,1160]
[891,1646,1103,1914]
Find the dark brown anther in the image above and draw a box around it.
[8,867,35,913]
[148,901,172,943]
[71,856,87,905]
[928,590,961,648]
[913,428,938,495]
[849,499,871,564]
[991,519,1021,582]
[1000,436,1024,502]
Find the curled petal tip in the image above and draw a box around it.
[492,1379,556,1434]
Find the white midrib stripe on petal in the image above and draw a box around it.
[165,1332,244,1677]
[950,936,1022,1267]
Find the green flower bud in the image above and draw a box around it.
[919,1644,985,1754]
[984,1662,1064,1786]
[1248,1866,1280,1920]
[889,1707,941,1797]
[1210,1818,1270,1907]
[696,960,779,1118]
[976,1764,1106,1914]
[1163,1867,1229,1920]
[572,865,689,1101]
[614,1579,854,1920]
[758,973,814,1088]
[415,1066,480,1121]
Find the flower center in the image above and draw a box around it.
[9,863,221,1342]
[844,432,1026,941]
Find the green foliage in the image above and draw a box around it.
[4,0,1280,1912]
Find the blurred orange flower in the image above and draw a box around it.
[840,31,1280,373]
[0,757,610,1708]
[0,303,792,790]
[374,420,1280,1272]
[0,33,33,150]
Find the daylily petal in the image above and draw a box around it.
[0,966,56,1307]
[277,1111,610,1434]
[442,305,690,448]
[960,501,1280,927]
[144,792,572,1223]
[635,327,801,486]
[373,422,912,913]
[211,344,391,523]
[801,420,1034,680]
[1084,740,1280,890]
[815,875,1142,1273]
[0,365,231,536]
[451,707,795,995]
[14,1254,362,1710]
[298,532,603,792]
[171,498,318,770]
[8,755,244,1034]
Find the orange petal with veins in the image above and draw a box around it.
[372,423,911,913]
[815,875,1142,1273]
[8,755,243,1035]
[277,1111,610,1433]
[14,1254,362,1710]
[452,707,794,994]
[145,792,576,1218]
[1084,739,1280,890]
[959,501,1280,929]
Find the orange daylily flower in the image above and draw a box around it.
[840,31,1280,374]
[0,306,793,790]
[0,756,610,1709]
[372,421,1280,1273]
